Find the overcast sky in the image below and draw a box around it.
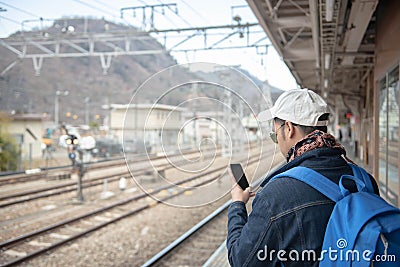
[0,0,297,90]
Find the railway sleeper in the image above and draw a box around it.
[46,172,71,181]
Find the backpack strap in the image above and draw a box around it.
[270,167,343,202]
[348,164,375,193]
[270,164,375,202]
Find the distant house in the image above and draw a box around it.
[7,114,44,161]
[110,104,186,151]
[182,111,225,146]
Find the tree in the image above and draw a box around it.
[0,112,20,171]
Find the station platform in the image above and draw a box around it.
[203,242,229,267]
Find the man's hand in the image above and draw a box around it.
[229,169,255,203]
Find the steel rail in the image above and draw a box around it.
[0,151,220,207]
[140,160,286,266]
[140,200,231,267]
[0,153,262,250]
[0,145,217,180]
[1,173,223,267]
[0,154,263,267]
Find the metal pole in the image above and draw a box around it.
[223,90,232,158]
[29,143,32,169]
[85,97,90,125]
[238,100,244,155]
[55,90,68,127]
[193,110,197,147]
[77,150,84,202]
[18,143,22,171]
[55,92,59,127]
[135,102,138,139]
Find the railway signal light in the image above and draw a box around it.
[65,134,79,164]
[66,135,79,145]
[344,110,353,119]
[69,151,76,161]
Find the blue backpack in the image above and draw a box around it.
[272,164,400,266]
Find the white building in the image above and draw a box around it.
[182,111,225,146]
[110,104,186,151]
[6,114,44,162]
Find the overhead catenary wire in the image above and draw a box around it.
[0,1,40,18]
[91,0,120,13]
[178,0,209,24]
[0,15,20,25]
[121,0,192,29]
[71,0,118,19]
[71,0,138,30]
[155,0,192,28]
[0,1,41,34]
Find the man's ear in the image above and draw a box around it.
[286,121,296,139]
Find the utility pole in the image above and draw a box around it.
[192,83,198,147]
[65,127,85,203]
[222,90,232,158]
[84,97,90,126]
[76,150,85,202]
[237,100,244,155]
[54,89,69,127]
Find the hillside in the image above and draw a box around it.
[0,17,279,124]
[0,18,183,124]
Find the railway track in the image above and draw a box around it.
[0,152,264,267]
[0,156,124,186]
[140,159,286,267]
[0,146,218,186]
[0,149,221,208]
[141,201,230,267]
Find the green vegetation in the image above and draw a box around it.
[0,113,20,171]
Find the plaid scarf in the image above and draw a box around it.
[286,130,347,162]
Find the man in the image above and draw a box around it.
[227,89,379,266]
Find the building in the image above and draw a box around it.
[6,114,44,165]
[182,111,224,146]
[110,103,186,152]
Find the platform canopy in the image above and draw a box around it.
[247,0,377,104]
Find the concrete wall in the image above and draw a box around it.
[7,119,43,160]
[110,106,184,147]
[375,0,400,80]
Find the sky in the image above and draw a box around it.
[0,0,297,90]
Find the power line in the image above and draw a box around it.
[71,0,118,19]
[74,0,138,30]
[0,15,20,25]
[155,0,192,27]
[0,2,39,18]
[91,0,120,13]
[178,0,209,24]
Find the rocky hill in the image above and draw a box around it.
[0,17,281,125]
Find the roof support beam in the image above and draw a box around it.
[341,0,378,65]
[284,27,305,49]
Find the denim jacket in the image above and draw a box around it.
[227,147,378,267]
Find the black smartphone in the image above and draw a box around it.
[230,163,250,190]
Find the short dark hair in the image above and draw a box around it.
[274,113,329,135]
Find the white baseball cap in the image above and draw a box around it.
[257,89,329,126]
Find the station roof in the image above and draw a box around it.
[247,0,377,106]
